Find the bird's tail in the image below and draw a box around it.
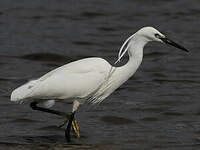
[10,80,39,103]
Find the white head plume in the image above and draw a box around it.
[115,34,135,64]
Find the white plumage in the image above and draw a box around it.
[11,58,113,105]
[11,27,188,113]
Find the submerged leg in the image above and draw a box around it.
[65,112,75,142]
[30,101,80,141]
[59,114,80,139]
[65,100,80,142]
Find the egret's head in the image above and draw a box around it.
[136,27,165,42]
[136,26,189,52]
[115,26,189,64]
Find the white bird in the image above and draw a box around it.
[10,27,189,142]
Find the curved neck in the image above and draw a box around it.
[102,35,149,96]
[128,35,149,61]
[115,35,149,82]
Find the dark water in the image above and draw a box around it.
[0,0,200,149]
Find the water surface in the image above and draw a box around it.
[0,0,200,149]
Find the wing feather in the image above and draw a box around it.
[11,57,112,104]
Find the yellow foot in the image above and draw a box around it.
[72,119,80,138]
[58,115,80,139]
[58,114,70,128]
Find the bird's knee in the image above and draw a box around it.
[72,100,80,113]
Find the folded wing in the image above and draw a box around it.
[11,58,112,104]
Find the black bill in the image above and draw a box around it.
[160,37,189,52]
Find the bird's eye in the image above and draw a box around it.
[155,33,161,38]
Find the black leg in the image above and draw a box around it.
[30,101,69,117]
[65,112,75,142]
[30,101,79,142]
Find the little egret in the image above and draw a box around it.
[11,27,189,142]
